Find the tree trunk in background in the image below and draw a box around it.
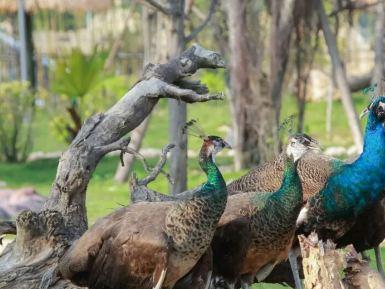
[226,0,262,170]
[269,0,296,124]
[373,0,385,86]
[25,13,36,87]
[315,0,363,149]
[161,0,187,195]
[294,0,318,133]
[227,0,295,169]
[114,6,156,184]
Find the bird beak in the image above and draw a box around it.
[360,107,370,119]
[223,141,232,149]
[308,140,320,150]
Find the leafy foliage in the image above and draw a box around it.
[51,49,135,143]
[50,49,132,143]
[0,81,35,163]
[52,48,107,100]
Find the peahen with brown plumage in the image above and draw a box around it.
[209,136,312,289]
[59,133,231,289]
[226,133,340,200]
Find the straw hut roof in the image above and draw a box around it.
[0,0,112,13]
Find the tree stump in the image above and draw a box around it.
[299,232,385,289]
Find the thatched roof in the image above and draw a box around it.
[0,0,112,13]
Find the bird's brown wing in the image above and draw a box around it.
[297,153,340,201]
[227,157,284,195]
[218,193,253,226]
[59,202,173,289]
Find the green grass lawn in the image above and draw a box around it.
[1,89,379,289]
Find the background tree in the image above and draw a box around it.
[143,0,218,194]
[226,0,295,169]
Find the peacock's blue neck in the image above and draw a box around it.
[323,111,385,217]
[355,112,385,172]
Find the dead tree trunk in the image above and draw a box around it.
[0,44,225,289]
[299,233,385,289]
[315,0,363,149]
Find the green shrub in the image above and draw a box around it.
[0,81,35,162]
[51,48,107,142]
[50,49,135,143]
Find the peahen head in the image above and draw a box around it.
[286,133,320,162]
[200,136,231,163]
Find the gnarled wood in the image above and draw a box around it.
[0,44,225,289]
[299,233,385,289]
[299,233,345,289]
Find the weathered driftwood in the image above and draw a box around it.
[299,233,385,289]
[0,44,225,289]
[343,245,385,289]
[299,233,345,289]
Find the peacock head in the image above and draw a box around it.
[202,136,232,160]
[360,96,385,123]
[286,133,320,162]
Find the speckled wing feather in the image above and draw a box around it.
[227,151,344,202]
[164,182,227,261]
[297,153,344,201]
[227,156,284,195]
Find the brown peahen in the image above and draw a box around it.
[59,135,231,289]
[210,136,312,289]
[226,133,337,200]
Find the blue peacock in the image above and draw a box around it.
[297,96,385,240]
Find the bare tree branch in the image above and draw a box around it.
[0,221,16,236]
[185,0,219,43]
[191,5,206,21]
[142,0,173,15]
[153,82,224,103]
[94,137,131,157]
[137,144,175,186]
[175,79,209,94]
[328,1,380,17]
